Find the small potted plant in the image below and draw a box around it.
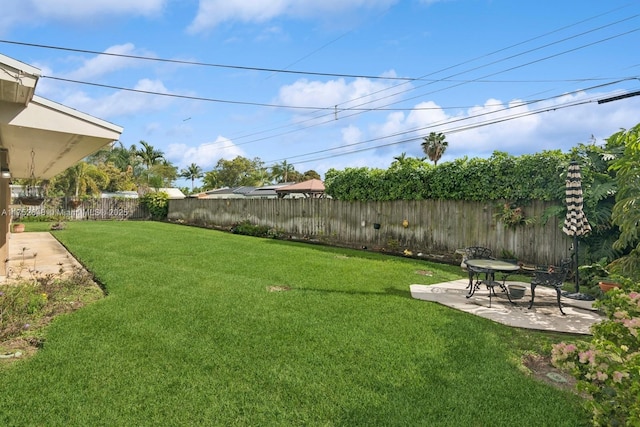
[598,274,624,293]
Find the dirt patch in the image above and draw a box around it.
[522,353,579,394]
[0,337,42,366]
[267,285,291,292]
[1,269,104,366]
[415,270,434,276]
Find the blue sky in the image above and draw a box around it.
[1,0,639,188]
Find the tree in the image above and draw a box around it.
[250,166,271,187]
[98,162,136,192]
[202,170,219,190]
[421,132,448,166]
[270,160,296,183]
[609,122,640,280]
[148,162,178,189]
[180,163,204,192]
[210,156,265,188]
[301,170,321,181]
[135,140,165,170]
[52,161,109,198]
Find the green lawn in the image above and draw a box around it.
[0,221,588,426]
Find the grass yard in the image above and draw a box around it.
[0,221,589,426]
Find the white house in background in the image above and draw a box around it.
[100,191,138,199]
[198,186,255,199]
[150,187,186,199]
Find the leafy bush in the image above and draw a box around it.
[552,281,640,425]
[231,220,282,238]
[325,150,568,202]
[140,192,169,219]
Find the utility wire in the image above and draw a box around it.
[213,13,640,148]
[5,5,638,166]
[282,95,616,167]
[5,6,637,145]
[0,38,415,81]
[265,81,636,165]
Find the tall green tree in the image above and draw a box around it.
[202,170,219,190]
[270,160,296,183]
[301,170,321,181]
[210,156,265,188]
[52,161,109,198]
[180,163,204,192]
[608,122,640,280]
[148,161,178,189]
[135,140,165,170]
[421,132,448,166]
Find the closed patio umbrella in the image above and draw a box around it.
[562,161,594,300]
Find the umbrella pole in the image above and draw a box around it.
[574,235,580,293]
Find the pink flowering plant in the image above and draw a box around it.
[552,285,640,425]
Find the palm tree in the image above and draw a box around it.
[270,160,295,183]
[135,140,165,170]
[421,132,448,166]
[65,162,108,198]
[180,163,204,192]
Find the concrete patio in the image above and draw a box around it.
[411,279,604,335]
[2,231,83,282]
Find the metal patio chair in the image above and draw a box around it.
[528,258,572,315]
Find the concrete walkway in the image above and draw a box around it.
[2,232,83,281]
[411,279,604,335]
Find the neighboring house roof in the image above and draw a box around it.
[245,183,293,198]
[101,191,139,199]
[150,188,186,199]
[198,186,250,199]
[275,179,326,198]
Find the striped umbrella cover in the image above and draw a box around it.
[562,161,592,237]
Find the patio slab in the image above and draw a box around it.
[410,279,604,335]
[2,232,83,281]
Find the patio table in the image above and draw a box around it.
[465,259,521,307]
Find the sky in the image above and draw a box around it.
[1,0,639,188]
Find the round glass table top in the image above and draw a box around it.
[465,259,520,272]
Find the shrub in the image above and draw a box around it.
[231,220,282,238]
[140,192,169,219]
[552,281,640,425]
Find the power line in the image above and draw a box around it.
[265,81,637,165]
[0,38,416,81]
[281,96,607,167]
[5,5,638,147]
[220,15,640,149]
[5,5,638,168]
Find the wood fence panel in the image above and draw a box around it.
[168,198,569,265]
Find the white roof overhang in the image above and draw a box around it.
[0,54,123,179]
[0,53,39,106]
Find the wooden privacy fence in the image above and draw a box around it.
[169,198,571,266]
[11,198,149,221]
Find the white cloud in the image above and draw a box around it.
[61,78,172,118]
[365,89,640,165]
[31,0,165,21]
[277,75,403,112]
[188,0,397,33]
[66,44,149,80]
[166,137,244,169]
[0,0,166,32]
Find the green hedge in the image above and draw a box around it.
[325,150,568,202]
